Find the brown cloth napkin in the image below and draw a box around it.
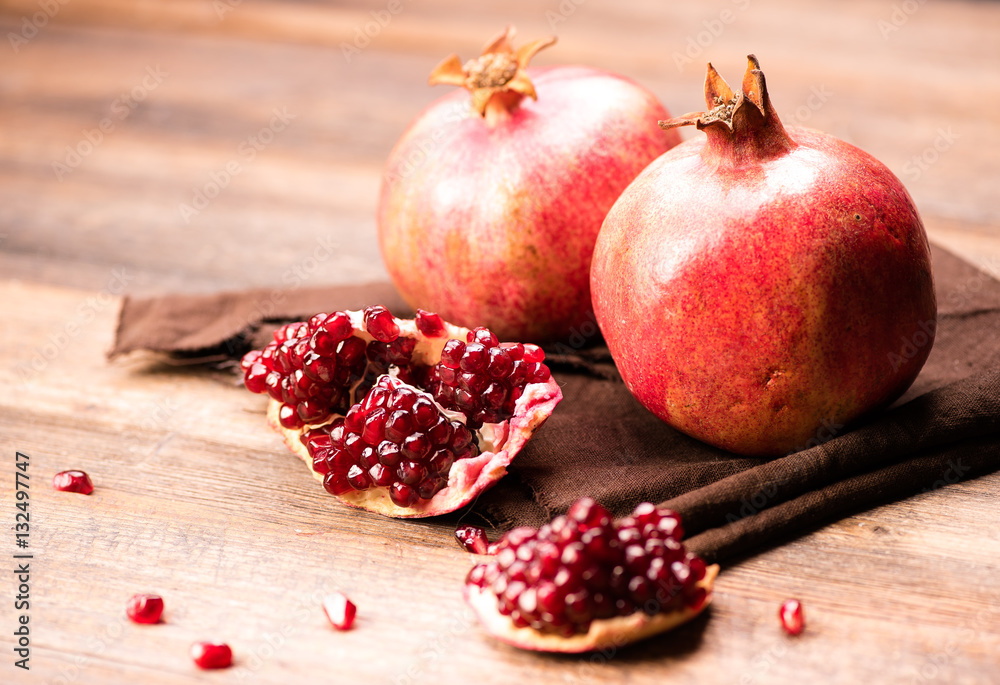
[110,245,1000,564]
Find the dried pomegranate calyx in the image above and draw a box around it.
[659,55,794,165]
[429,25,556,118]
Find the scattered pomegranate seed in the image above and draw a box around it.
[190,642,232,669]
[467,498,705,636]
[779,599,805,635]
[323,592,357,630]
[126,594,164,624]
[52,470,94,495]
[455,525,490,554]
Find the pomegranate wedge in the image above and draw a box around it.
[464,499,717,652]
[242,307,561,518]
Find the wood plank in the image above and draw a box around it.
[1,280,998,684]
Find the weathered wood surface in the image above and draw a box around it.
[1,1,999,683]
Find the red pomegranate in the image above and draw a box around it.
[241,306,561,517]
[591,56,936,456]
[377,26,681,343]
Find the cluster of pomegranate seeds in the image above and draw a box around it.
[779,599,805,635]
[467,498,707,637]
[455,525,490,554]
[52,470,94,495]
[429,327,551,429]
[302,376,477,507]
[241,306,427,430]
[126,594,164,624]
[190,642,232,669]
[323,592,357,631]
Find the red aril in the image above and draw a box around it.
[52,470,94,495]
[779,598,805,635]
[591,56,936,456]
[323,592,357,631]
[377,26,681,343]
[242,306,561,518]
[126,594,164,624]
[190,642,232,669]
[455,525,490,554]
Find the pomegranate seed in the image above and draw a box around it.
[322,311,353,341]
[779,599,805,635]
[126,594,164,624]
[364,305,400,342]
[415,309,446,337]
[455,525,490,554]
[190,642,232,669]
[322,592,357,630]
[467,500,706,636]
[52,470,94,495]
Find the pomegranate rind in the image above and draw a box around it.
[464,563,718,653]
[263,310,563,518]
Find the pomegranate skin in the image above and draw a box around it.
[591,60,936,457]
[378,63,679,343]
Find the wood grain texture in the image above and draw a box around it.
[1,1,999,683]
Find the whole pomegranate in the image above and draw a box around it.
[377,26,681,343]
[591,56,936,457]
[241,306,561,517]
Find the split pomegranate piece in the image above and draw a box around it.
[322,592,357,631]
[190,641,232,669]
[464,498,717,652]
[126,594,164,624]
[779,599,805,635]
[455,525,490,554]
[241,306,562,518]
[52,470,94,495]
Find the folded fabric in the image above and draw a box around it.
[110,245,1000,563]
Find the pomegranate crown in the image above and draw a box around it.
[428,25,556,117]
[660,55,794,165]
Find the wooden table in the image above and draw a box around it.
[2,1,999,682]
